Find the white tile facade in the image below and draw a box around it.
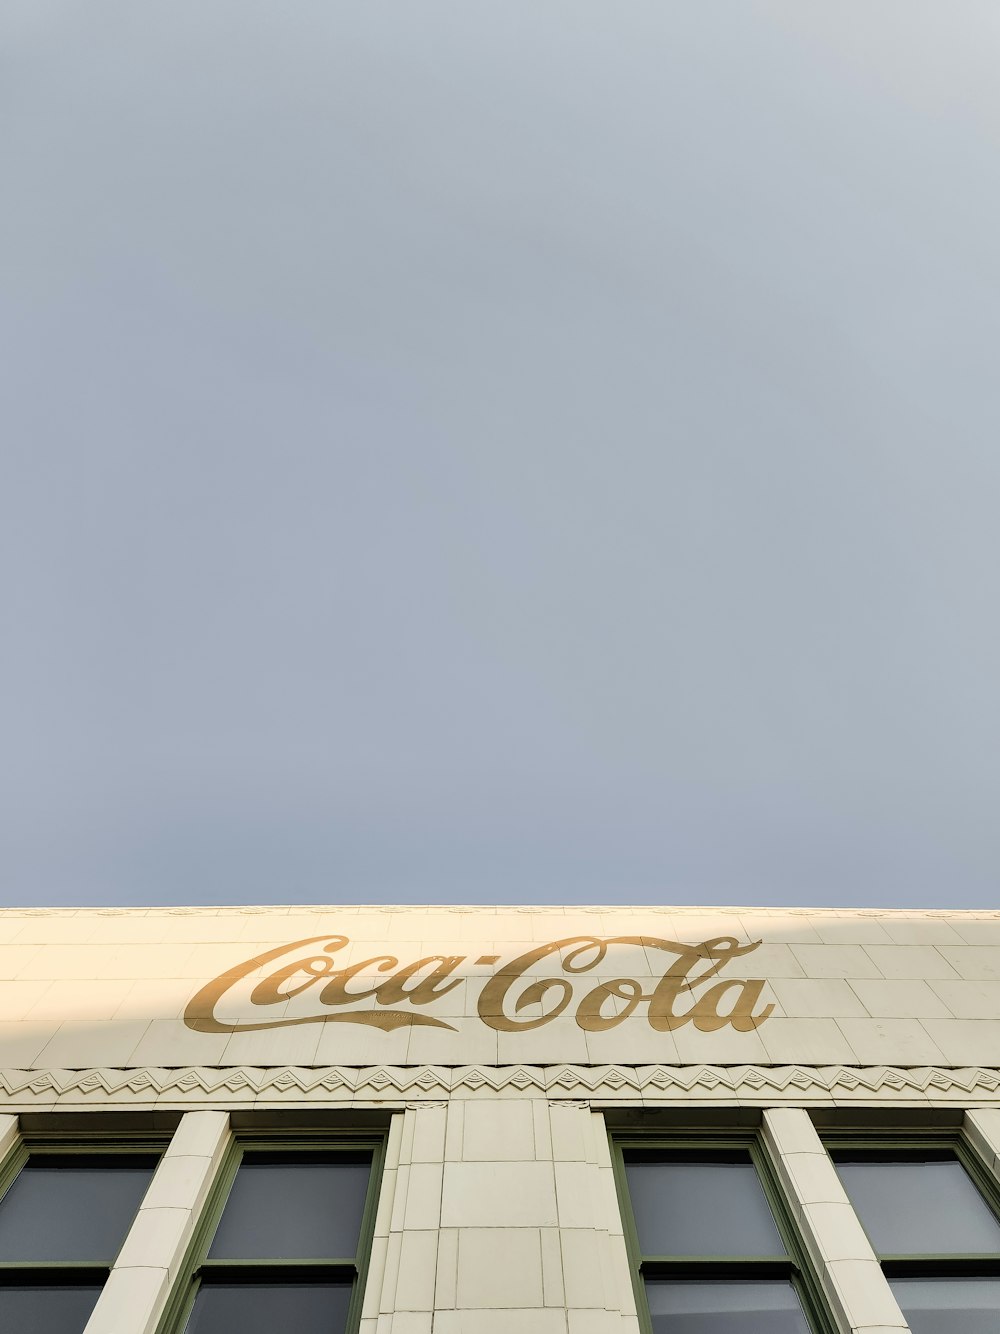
[85,1112,231,1334]
[360,1101,640,1334]
[1,905,1000,1334]
[3,905,1000,1073]
[763,1109,907,1334]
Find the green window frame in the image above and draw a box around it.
[0,1128,168,1310]
[609,1129,836,1334]
[822,1128,1000,1280]
[158,1129,387,1334]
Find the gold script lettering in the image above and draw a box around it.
[184,933,774,1036]
[646,936,774,1032]
[575,978,645,1032]
[375,956,466,1007]
[184,936,459,1034]
[478,935,774,1033]
[477,938,586,1031]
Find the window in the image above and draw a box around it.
[0,1141,160,1334]
[611,1137,834,1334]
[163,1135,385,1334]
[829,1139,1000,1334]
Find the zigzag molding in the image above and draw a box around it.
[1,1063,999,1101]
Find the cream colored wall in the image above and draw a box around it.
[3,1102,997,1334]
[358,1100,639,1334]
[3,907,1000,1332]
[1,906,1000,1076]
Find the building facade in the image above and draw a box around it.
[1,904,999,1333]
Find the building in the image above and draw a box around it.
[1,904,999,1333]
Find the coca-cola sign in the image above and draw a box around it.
[184,934,774,1035]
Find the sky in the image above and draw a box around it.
[2,1,999,910]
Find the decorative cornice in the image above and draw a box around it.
[2,905,999,919]
[1,1063,999,1103]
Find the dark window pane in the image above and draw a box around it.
[892,1278,1000,1334]
[833,1155,1000,1255]
[184,1282,352,1334]
[624,1155,785,1257]
[644,1279,810,1334]
[209,1155,372,1260]
[0,1284,102,1333]
[0,1157,157,1262]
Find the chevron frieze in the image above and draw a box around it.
[1,1063,999,1103]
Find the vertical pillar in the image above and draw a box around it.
[965,1109,1000,1179]
[378,1096,638,1334]
[359,1104,441,1334]
[0,1114,18,1165]
[550,1102,641,1334]
[762,1108,908,1334]
[84,1111,231,1334]
[420,1096,564,1334]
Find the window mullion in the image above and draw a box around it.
[82,1111,231,1334]
[639,1257,795,1280]
[158,1133,385,1334]
[761,1109,908,1334]
[881,1255,1000,1278]
[0,1119,18,1179]
[198,1259,359,1282]
[965,1110,1000,1197]
[0,1262,111,1283]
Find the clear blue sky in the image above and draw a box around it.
[3,1,999,908]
